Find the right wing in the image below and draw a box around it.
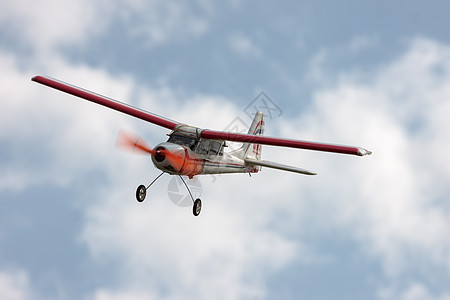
[202,129,371,157]
[32,75,179,130]
[244,158,317,176]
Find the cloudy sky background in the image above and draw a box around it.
[1,1,450,299]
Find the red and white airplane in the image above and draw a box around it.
[32,75,371,216]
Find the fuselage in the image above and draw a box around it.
[151,125,255,178]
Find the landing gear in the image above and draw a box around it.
[193,198,202,216]
[178,175,202,217]
[136,173,203,216]
[136,172,165,203]
[136,185,146,202]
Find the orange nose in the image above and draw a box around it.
[164,150,186,170]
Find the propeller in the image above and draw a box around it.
[115,130,186,169]
[116,130,155,155]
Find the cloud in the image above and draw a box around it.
[0,50,136,191]
[276,38,450,296]
[0,0,212,54]
[80,100,301,300]
[2,37,448,299]
[228,32,262,57]
[116,0,211,46]
[92,288,159,300]
[0,38,298,298]
[379,282,450,300]
[2,0,450,296]
[337,38,450,277]
[76,38,449,300]
[0,0,105,53]
[0,270,33,300]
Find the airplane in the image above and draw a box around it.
[32,75,372,216]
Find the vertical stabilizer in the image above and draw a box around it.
[232,111,265,161]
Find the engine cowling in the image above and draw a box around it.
[151,142,203,177]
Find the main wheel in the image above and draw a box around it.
[193,198,202,216]
[136,185,147,202]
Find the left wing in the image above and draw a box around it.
[245,158,317,175]
[32,76,179,130]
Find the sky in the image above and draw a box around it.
[1,0,450,299]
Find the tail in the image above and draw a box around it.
[233,111,265,161]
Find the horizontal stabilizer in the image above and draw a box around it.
[244,158,317,176]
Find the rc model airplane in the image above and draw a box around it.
[32,75,371,216]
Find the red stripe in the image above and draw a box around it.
[32,76,178,130]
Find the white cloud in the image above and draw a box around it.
[228,32,262,57]
[0,0,212,54]
[0,0,106,53]
[0,43,299,299]
[2,1,450,296]
[379,282,450,300]
[117,0,210,46]
[0,51,136,191]
[91,288,159,300]
[0,270,33,300]
[86,39,447,297]
[80,103,301,300]
[276,38,450,293]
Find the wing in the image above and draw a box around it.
[32,75,179,130]
[32,75,372,157]
[201,130,372,156]
[245,158,316,175]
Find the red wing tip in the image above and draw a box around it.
[32,75,47,82]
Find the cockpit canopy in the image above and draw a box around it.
[166,133,197,149]
[167,133,224,156]
[195,139,223,156]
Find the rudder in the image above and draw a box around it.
[233,111,265,161]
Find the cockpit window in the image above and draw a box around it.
[167,134,197,149]
[195,139,210,155]
[193,139,224,156]
[209,141,222,156]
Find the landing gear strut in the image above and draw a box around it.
[135,173,203,216]
[178,175,202,217]
[135,172,165,203]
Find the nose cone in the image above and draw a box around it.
[153,146,166,162]
[151,142,186,174]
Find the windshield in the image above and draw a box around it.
[195,139,210,155]
[209,141,223,155]
[167,134,197,149]
[194,139,223,156]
